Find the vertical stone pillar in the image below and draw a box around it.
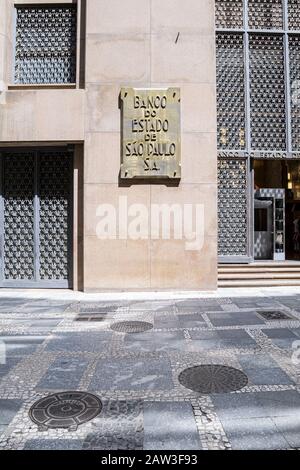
[83,0,217,290]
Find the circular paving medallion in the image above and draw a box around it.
[110,320,153,333]
[29,392,102,431]
[178,365,248,394]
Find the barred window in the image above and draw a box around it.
[216,0,300,153]
[14,6,77,85]
[216,33,246,150]
[249,34,286,151]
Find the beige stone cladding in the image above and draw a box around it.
[0,0,217,290]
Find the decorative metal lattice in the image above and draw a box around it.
[289,35,300,151]
[215,0,244,29]
[39,152,72,280]
[218,159,248,256]
[216,34,246,150]
[14,6,77,84]
[249,35,286,151]
[3,153,35,280]
[248,0,283,29]
[288,0,300,29]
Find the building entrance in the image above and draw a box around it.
[253,159,300,261]
[0,148,73,288]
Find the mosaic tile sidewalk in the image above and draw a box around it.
[0,291,300,450]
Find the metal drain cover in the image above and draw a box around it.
[110,321,153,333]
[257,310,293,321]
[76,303,119,314]
[29,392,102,431]
[75,314,107,322]
[178,365,248,394]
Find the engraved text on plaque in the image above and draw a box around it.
[120,88,181,179]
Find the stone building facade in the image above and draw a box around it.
[2,1,299,291]
[0,0,217,291]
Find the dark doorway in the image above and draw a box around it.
[0,148,73,288]
[253,159,300,261]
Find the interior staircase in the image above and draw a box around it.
[218,262,300,287]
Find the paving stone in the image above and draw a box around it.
[89,357,173,391]
[177,305,223,313]
[206,311,264,327]
[83,400,143,450]
[0,358,23,379]
[245,367,295,386]
[272,416,300,448]
[143,402,201,450]
[36,356,90,390]
[0,335,46,357]
[29,319,62,328]
[212,391,300,421]
[177,299,223,310]
[232,298,281,309]
[123,331,188,353]
[265,329,300,339]
[0,399,22,425]
[45,331,112,353]
[186,339,223,352]
[238,354,279,369]
[177,314,206,328]
[290,328,300,339]
[153,314,180,329]
[273,297,300,309]
[24,439,83,450]
[189,330,220,340]
[263,329,299,349]
[220,417,288,450]
[0,425,7,435]
[0,300,27,313]
[130,301,165,311]
[257,391,300,418]
[189,329,256,351]
[19,305,70,314]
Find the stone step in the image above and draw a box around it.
[218,267,300,274]
[219,262,300,269]
[219,272,300,280]
[218,279,300,287]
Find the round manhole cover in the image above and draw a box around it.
[29,392,102,431]
[110,321,153,333]
[178,365,248,394]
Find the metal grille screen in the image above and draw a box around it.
[1,151,72,286]
[288,0,300,29]
[215,0,244,29]
[289,35,300,150]
[3,154,35,280]
[249,35,286,151]
[14,6,77,84]
[216,1,300,260]
[39,153,71,281]
[216,34,246,150]
[248,0,283,29]
[218,159,248,257]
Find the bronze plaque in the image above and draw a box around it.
[120,87,181,179]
